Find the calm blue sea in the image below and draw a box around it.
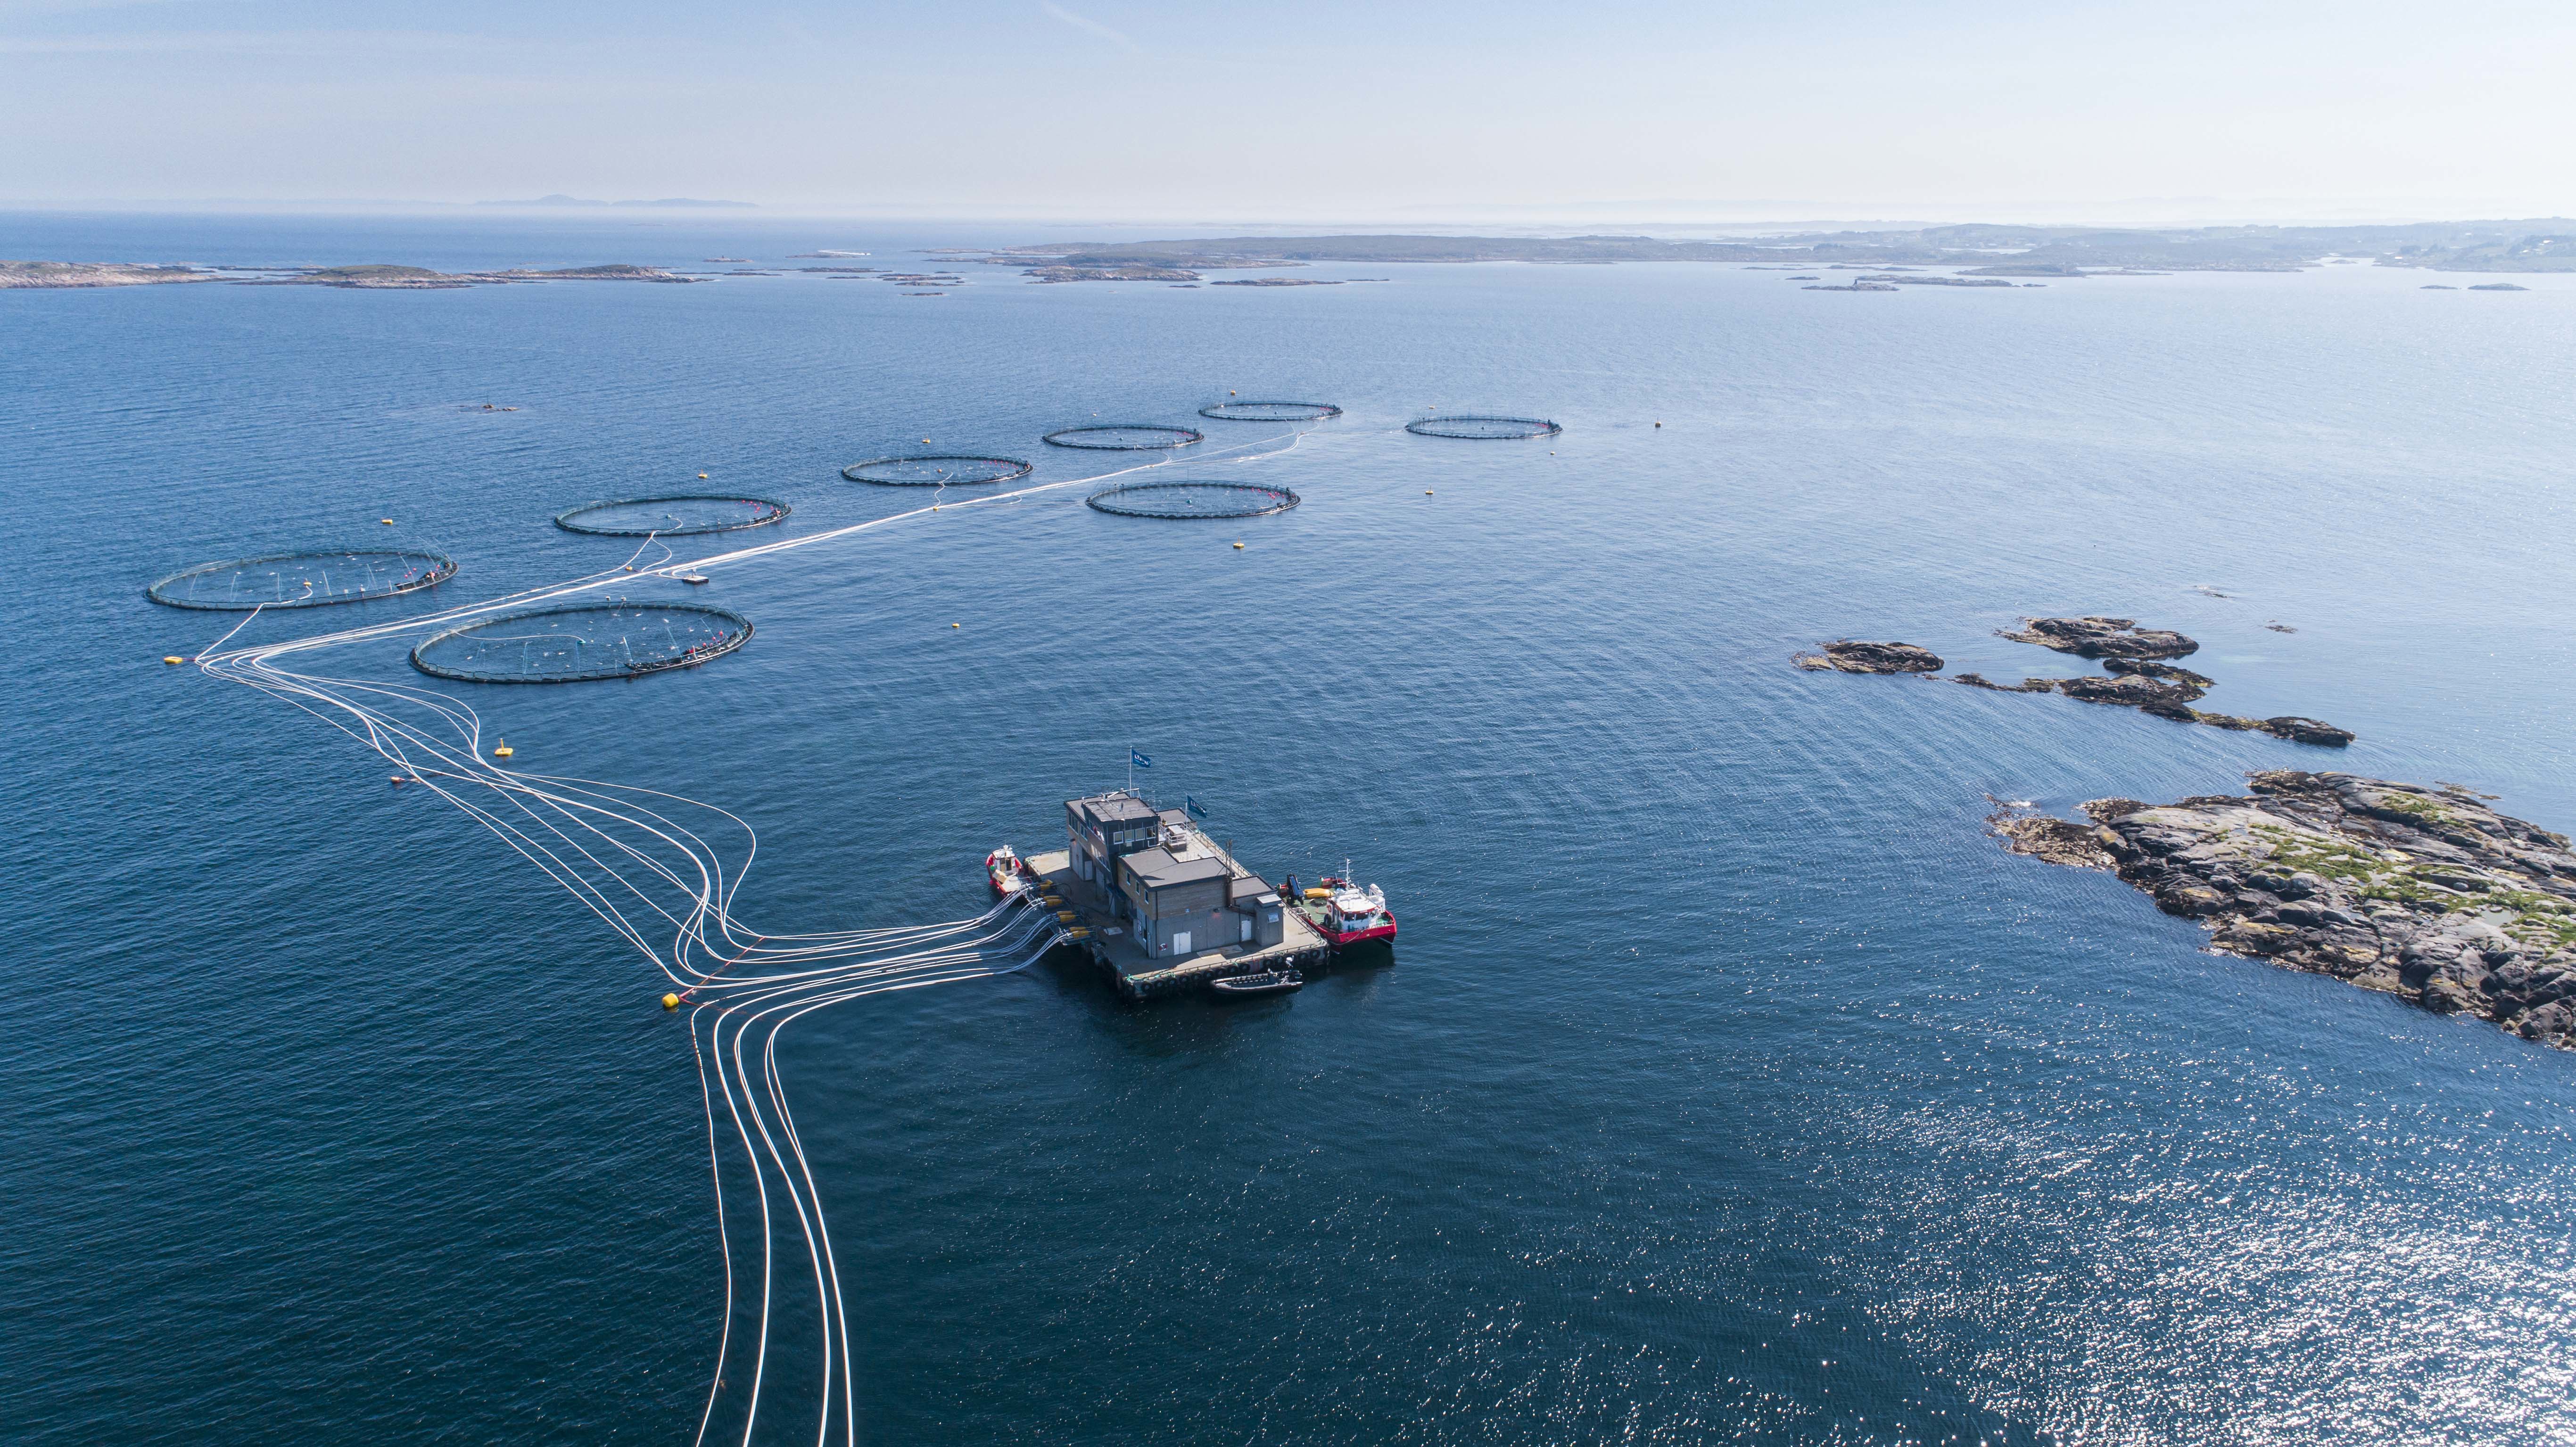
[5,212,2573,1446]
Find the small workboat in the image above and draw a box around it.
[1284,859,1397,949]
[679,573,711,585]
[984,844,1034,897]
[1210,969,1303,997]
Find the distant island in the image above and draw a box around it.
[475,194,755,209]
[974,221,2576,274]
[243,263,700,289]
[4,261,700,290]
[1,261,223,289]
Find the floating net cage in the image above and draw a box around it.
[1042,424,1204,451]
[1086,481,1301,519]
[553,494,790,536]
[840,455,1033,486]
[147,549,456,611]
[1405,415,1562,440]
[410,601,752,684]
[1198,401,1343,422]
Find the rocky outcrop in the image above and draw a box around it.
[1807,613,2351,745]
[1857,273,2018,288]
[1961,616,2350,746]
[0,260,219,288]
[1992,772,2576,1049]
[1022,265,1201,283]
[245,263,700,288]
[2000,616,2199,660]
[1794,641,1945,674]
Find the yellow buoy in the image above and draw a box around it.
[163,655,185,665]
[952,622,960,628]
[493,739,513,758]
[698,472,709,479]
[922,438,932,444]
[1425,489,1434,495]
[1232,541,1244,549]
[1654,421,1662,428]
[380,518,395,525]
[663,993,682,1010]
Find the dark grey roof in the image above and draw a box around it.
[1123,848,1229,890]
[1157,808,1190,827]
[1073,794,1156,827]
[1229,876,1276,902]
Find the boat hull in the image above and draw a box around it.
[1294,905,1397,950]
[984,847,1031,897]
[1211,970,1303,997]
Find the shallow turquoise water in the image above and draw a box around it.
[5,214,2574,1445]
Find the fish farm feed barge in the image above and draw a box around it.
[986,790,1393,1001]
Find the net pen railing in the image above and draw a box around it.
[839,455,1033,486]
[148,549,457,610]
[409,601,752,683]
[1086,481,1301,519]
[1198,401,1342,422]
[554,495,790,536]
[1404,414,1562,440]
[1042,424,1204,451]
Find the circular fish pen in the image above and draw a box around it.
[553,495,790,536]
[1086,481,1301,519]
[1198,401,1343,422]
[148,549,457,610]
[1042,424,1204,451]
[410,601,752,684]
[839,455,1033,486]
[1405,415,1563,440]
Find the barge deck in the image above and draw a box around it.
[1022,841,1328,1001]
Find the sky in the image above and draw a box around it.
[4,0,2572,224]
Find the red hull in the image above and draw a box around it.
[985,849,1032,897]
[1305,913,1397,950]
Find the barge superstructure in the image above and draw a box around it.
[986,790,1388,1001]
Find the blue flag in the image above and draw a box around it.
[1131,749,1152,769]
[1186,795,1209,820]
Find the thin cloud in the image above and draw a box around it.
[0,27,485,53]
[1037,0,1135,52]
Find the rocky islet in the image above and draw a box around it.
[1992,773,2576,1050]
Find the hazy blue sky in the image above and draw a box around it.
[5,0,2570,222]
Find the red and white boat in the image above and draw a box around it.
[1290,861,1397,948]
[985,844,1036,897]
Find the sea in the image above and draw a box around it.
[5,212,2572,1446]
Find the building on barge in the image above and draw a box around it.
[990,790,1328,1000]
